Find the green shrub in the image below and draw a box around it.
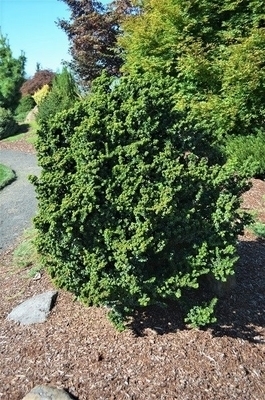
[32,72,251,328]
[0,107,18,139]
[33,84,50,106]
[224,131,265,179]
[15,95,36,122]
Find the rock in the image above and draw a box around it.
[22,385,74,400]
[7,291,58,325]
[25,105,38,122]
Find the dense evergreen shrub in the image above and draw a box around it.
[32,72,250,328]
[0,107,18,139]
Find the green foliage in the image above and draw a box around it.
[0,107,18,139]
[107,308,127,332]
[121,0,265,74]
[250,222,265,239]
[209,28,265,139]
[37,67,80,124]
[224,131,265,178]
[32,72,250,328]
[120,1,265,142]
[0,163,16,189]
[0,34,26,111]
[184,298,218,328]
[15,95,36,122]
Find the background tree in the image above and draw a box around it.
[0,34,26,111]
[37,67,80,123]
[20,69,55,96]
[120,0,265,75]
[57,0,139,87]
[119,0,265,176]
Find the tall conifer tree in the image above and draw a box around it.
[0,34,26,111]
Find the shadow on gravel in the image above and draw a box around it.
[128,239,265,343]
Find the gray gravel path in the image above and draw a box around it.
[0,149,41,253]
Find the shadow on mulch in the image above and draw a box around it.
[128,239,265,344]
[65,389,79,400]
[128,302,186,337]
[212,239,265,343]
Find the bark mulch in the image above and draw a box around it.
[0,137,264,400]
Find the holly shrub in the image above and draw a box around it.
[32,72,251,328]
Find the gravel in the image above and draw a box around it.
[0,149,41,253]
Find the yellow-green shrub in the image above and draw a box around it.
[33,84,50,106]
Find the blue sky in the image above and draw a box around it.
[0,0,109,77]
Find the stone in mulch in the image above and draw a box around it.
[22,385,74,399]
[7,291,58,325]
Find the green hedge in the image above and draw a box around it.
[32,72,251,328]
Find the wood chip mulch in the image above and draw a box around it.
[0,138,36,154]
[0,138,264,400]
